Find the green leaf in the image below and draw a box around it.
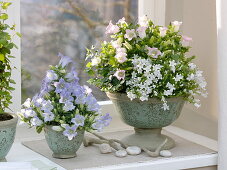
[2,2,12,9]
[0,54,5,61]
[0,13,8,20]
[86,62,92,68]
[16,32,22,38]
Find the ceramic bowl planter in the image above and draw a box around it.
[0,113,18,160]
[44,126,85,159]
[107,92,185,151]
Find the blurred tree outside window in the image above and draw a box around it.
[21,0,138,102]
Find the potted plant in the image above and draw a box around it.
[85,16,207,151]
[0,2,20,160]
[18,53,111,159]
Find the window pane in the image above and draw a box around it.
[21,0,138,102]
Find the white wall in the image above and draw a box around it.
[166,0,218,139]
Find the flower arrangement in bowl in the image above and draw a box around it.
[18,54,111,159]
[85,16,207,150]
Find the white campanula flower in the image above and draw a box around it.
[187,73,195,81]
[91,57,101,66]
[127,91,137,100]
[83,85,92,94]
[117,17,127,26]
[116,48,127,53]
[62,124,78,140]
[63,101,75,112]
[124,29,136,41]
[182,35,192,46]
[140,95,149,101]
[138,15,149,27]
[162,103,170,110]
[115,52,127,63]
[137,26,147,39]
[167,82,175,91]
[169,60,177,73]
[71,114,85,127]
[159,27,168,37]
[23,98,31,108]
[46,70,58,82]
[105,21,120,34]
[189,63,196,69]
[111,40,122,49]
[114,70,125,80]
[146,46,162,58]
[30,116,43,127]
[24,109,36,118]
[171,21,182,32]
[43,112,55,122]
[174,74,183,82]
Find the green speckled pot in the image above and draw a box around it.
[44,126,85,159]
[106,92,185,151]
[0,113,18,160]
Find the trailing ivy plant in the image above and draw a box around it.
[0,2,21,113]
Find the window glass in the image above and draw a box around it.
[21,0,138,102]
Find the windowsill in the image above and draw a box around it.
[6,122,217,170]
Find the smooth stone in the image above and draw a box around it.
[126,146,141,155]
[160,150,172,157]
[115,150,127,157]
[99,143,112,154]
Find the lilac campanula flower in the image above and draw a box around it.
[43,112,55,122]
[72,84,85,97]
[46,70,58,82]
[85,94,100,112]
[92,113,112,131]
[75,94,87,104]
[65,67,79,82]
[58,53,73,68]
[62,124,78,140]
[63,101,75,112]
[24,109,37,118]
[71,114,85,127]
[54,78,69,94]
[40,77,54,93]
[32,94,44,107]
[30,116,43,127]
[59,89,74,103]
[41,100,53,112]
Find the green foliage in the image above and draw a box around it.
[0,2,20,113]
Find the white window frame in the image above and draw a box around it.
[10,0,226,169]
[8,0,21,113]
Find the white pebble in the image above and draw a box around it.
[99,143,112,154]
[126,146,141,155]
[160,150,172,157]
[115,150,127,157]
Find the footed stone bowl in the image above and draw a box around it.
[106,92,185,151]
[44,126,84,159]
